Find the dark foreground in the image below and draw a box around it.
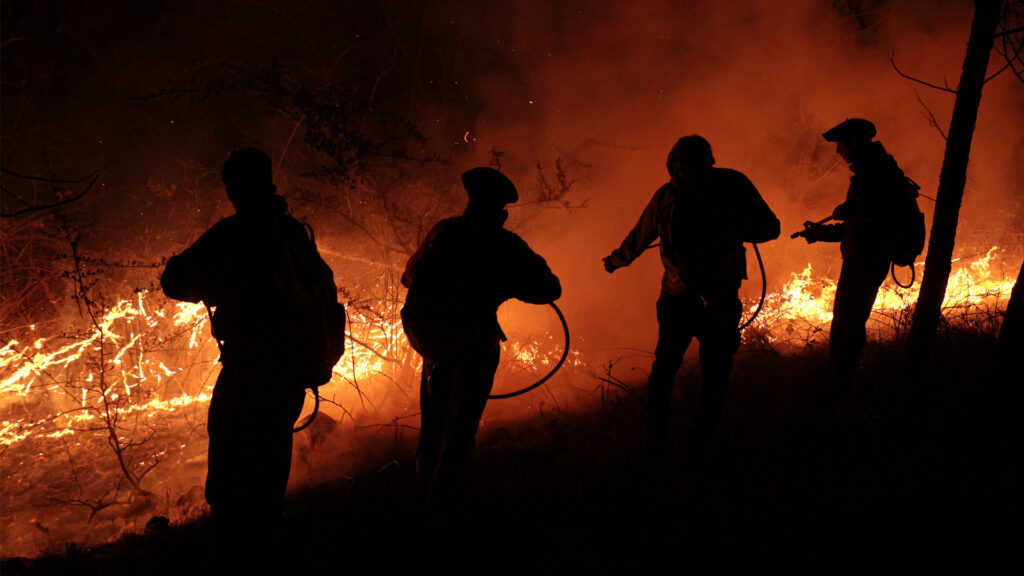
[6,334,1020,574]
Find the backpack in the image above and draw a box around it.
[285,223,346,389]
[891,176,926,267]
[204,216,344,390]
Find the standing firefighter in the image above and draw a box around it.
[161,148,343,566]
[603,136,780,456]
[795,119,912,390]
[402,167,561,509]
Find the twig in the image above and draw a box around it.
[891,54,957,93]
[1,173,101,218]
[912,89,948,140]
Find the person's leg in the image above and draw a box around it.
[692,292,742,448]
[417,359,449,501]
[206,368,304,569]
[434,340,500,506]
[829,258,889,388]
[648,292,700,454]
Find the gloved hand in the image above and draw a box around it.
[602,255,617,273]
[797,221,828,244]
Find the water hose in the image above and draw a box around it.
[739,243,766,330]
[890,262,916,289]
[488,302,570,400]
[293,393,320,432]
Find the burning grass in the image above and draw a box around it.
[1,247,1018,559]
[9,305,1019,574]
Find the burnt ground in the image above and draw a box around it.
[6,334,1021,574]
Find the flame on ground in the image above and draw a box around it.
[745,247,1016,344]
[0,247,1017,557]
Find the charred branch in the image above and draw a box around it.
[1,172,101,218]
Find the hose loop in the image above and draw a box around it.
[489,302,570,400]
[891,261,916,289]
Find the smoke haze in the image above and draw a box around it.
[3,0,1023,556]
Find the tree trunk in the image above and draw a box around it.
[907,0,1002,365]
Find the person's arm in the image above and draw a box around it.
[603,188,664,272]
[402,220,446,288]
[797,220,843,244]
[736,173,781,244]
[506,235,561,305]
[161,228,222,303]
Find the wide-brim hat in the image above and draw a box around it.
[462,167,518,206]
[823,118,876,143]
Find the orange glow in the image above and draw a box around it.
[0,248,1015,558]
[745,247,1016,344]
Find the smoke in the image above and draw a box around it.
[425,0,1024,361]
[3,0,1023,556]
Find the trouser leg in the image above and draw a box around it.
[693,293,742,443]
[648,292,699,453]
[206,368,304,567]
[416,360,446,495]
[434,341,500,505]
[829,258,889,387]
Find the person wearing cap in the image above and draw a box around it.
[401,167,561,509]
[162,147,339,567]
[796,118,909,390]
[603,135,780,458]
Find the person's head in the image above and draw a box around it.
[667,135,715,184]
[221,147,276,210]
[462,167,518,226]
[822,118,875,165]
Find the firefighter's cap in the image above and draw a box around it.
[462,167,518,206]
[823,118,876,143]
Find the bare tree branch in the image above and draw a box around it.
[997,8,1024,84]
[994,25,1024,37]
[913,89,948,140]
[1,173,101,217]
[891,54,958,93]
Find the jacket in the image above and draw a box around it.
[401,212,561,357]
[607,167,779,295]
[162,195,338,374]
[816,141,907,262]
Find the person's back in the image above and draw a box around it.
[403,212,560,354]
[402,167,560,510]
[161,147,337,568]
[664,166,778,292]
[163,203,325,374]
[603,135,779,458]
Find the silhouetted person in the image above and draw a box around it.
[795,119,908,391]
[401,167,561,511]
[603,135,779,458]
[161,148,339,567]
